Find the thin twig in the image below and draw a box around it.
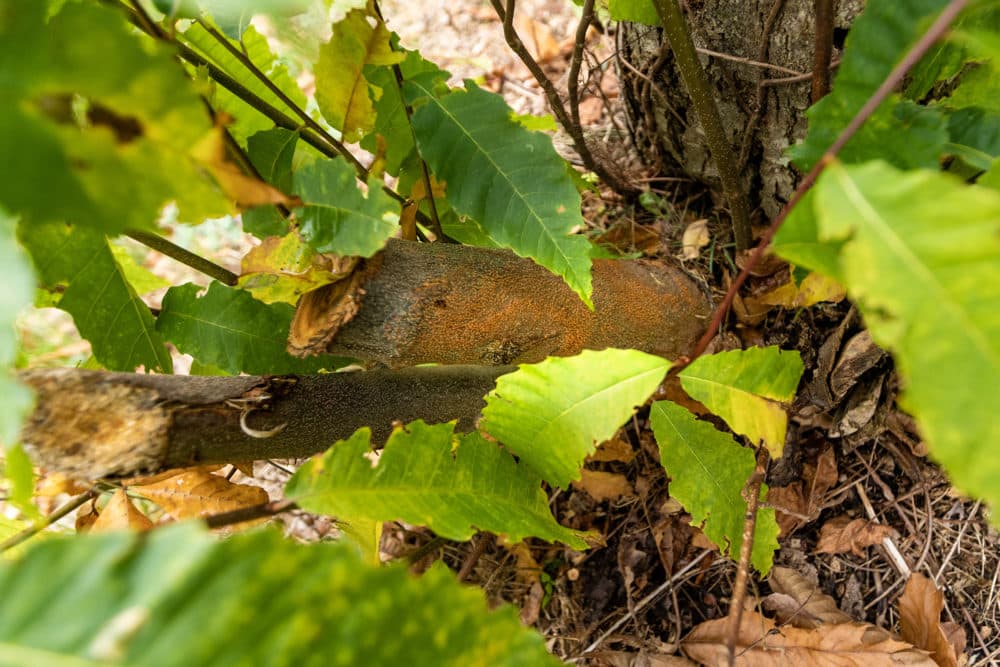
[855,481,911,578]
[696,47,803,77]
[579,550,711,655]
[114,0,432,223]
[489,0,637,196]
[677,0,970,370]
[203,499,297,529]
[371,0,449,242]
[812,0,835,103]
[651,0,753,249]
[457,533,492,582]
[0,488,99,553]
[737,0,786,171]
[725,446,769,666]
[126,230,239,286]
[568,0,596,133]
[195,19,337,151]
[935,499,982,583]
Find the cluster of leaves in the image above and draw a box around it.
[0,0,997,664]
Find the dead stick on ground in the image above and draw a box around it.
[725,446,769,666]
[855,481,911,578]
[578,550,712,656]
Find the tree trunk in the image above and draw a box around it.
[617,0,863,219]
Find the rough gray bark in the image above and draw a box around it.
[617,0,863,218]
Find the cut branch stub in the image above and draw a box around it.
[289,239,712,367]
[19,365,510,479]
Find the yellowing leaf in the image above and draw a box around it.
[316,9,405,142]
[757,271,846,308]
[481,349,671,488]
[190,125,298,208]
[791,162,1000,517]
[238,233,359,305]
[679,346,803,456]
[91,490,154,532]
[130,469,268,521]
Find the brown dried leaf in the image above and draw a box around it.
[578,97,604,125]
[815,516,897,557]
[520,581,544,625]
[288,254,377,357]
[681,219,710,260]
[75,501,99,533]
[91,489,154,532]
[689,527,718,552]
[572,469,635,502]
[130,469,268,521]
[589,436,636,464]
[769,483,807,536]
[682,611,935,666]
[770,445,838,536]
[735,249,787,277]
[513,14,560,63]
[597,653,698,667]
[503,541,542,585]
[767,566,853,628]
[898,573,965,667]
[35,473,90,499]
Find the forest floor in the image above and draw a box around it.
[375,1,1000,665]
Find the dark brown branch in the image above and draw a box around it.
[203,499,298,529]
[812,0,834,103]
[489,0,638,197]
[371,0,449,242]
[678,0,970,371]
[19,365,512,480]
[568,0,596,134]
[290,239,713,367]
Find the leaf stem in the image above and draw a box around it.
[192,20,362,175]
[126,230,239,286]
[0,488,99,553]
[371,1,451,242]
[651,0,752,249]
[112,0,433,225]
[678,0,969,370]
